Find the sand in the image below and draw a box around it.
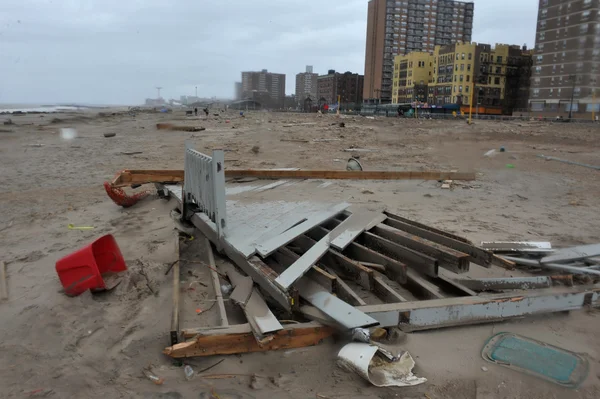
[1,108,600,398]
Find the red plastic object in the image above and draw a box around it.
[55,234,127,296]
[103,181,150,208]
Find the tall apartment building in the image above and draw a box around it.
[364,0,474,104]
[392,43,532,114]
[234,82,242,100]
[295,65,318,102]
[241,69,286,108]
[530,0,600,117]
[317,70,364,107]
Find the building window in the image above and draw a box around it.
[466,75,470,82]
[466,86,469,93]
[497,56,503,63]
[581,24,589,34]
[539,32,545,40]
[454,85,457,93]
[495,77,500,85]
[495,66,501,74]
[533,89,540,97]
[468,53,472,60]
[459,85,463,92]
[461,53,465,59]
[536,55,543,62]
[467,64,471,72]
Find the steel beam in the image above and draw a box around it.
[503,256,600,277]
[320,285,600,332]
[541,244,600,265]
[370,224,470,273]
[453,276,552,291]
[383,217,493,267]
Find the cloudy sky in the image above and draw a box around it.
[0,0,538,105]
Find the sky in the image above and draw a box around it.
[0,0,538,105]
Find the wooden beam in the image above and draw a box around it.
[225,170,476,181]
[384,211,472,243]
[271,248,337,293]
[357,232,438,278]
[205,237,228,327]
[383,217,493,268]
[110,169,476,188]
[323,267,367,306]
[164,322,335,358]
[373,274,408,303]
[370,225,470,274]
[170,234,181,345]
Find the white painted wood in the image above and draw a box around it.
[330,212,387,251]
[255,202,349,258]
[274,236,330,290]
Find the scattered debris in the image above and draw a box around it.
[142,368,164,385]
[55,234,127,296]
[481,366,488,372]
[0,261,8,301]
[67,223,94,230]
[361,189,374,194]
[480,241,553,254]
[184,364,195,381]
[3,119,13,125]
[251,145,260,154]
[483,149,496,157]
[156,123,206,132]
[121,151,143,156]
[337,343,426,387]
[344,148,376,153]
[441,180,453,189]
[346,157,363,171]
[482,332,588,388]
[104,133,116,138]
[280,139,309,143]
[339,122,345,128]
[538,154,600,171]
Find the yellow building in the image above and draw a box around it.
[392,52,434,104]
[393,42,532,113]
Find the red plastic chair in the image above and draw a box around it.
[56,234,127,296]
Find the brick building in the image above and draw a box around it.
[530,0,600,118]
[241,69,286,109]
[364,0,474,104]
[317,70,364,108]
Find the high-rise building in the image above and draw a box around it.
[530,0,600,118]
[392,42,532,114]
[241,69,286,108]
[295,66,318,103]
[234,82,242,100]
[364,0,474,104]
[317,70,364,108]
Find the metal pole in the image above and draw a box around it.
[568,75,576,120]
[468,87,473,124]
[476,87,479,120]
[195,86,198,98]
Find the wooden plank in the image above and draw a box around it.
[357,232,438,278]
[373,274,408,303]
[384,211,472,243]
[113,169,476,188]
[225,170,477,181]
[292,234,375,291]
[170,235,181,345]
[370,224,470,274]
[323,267,367,306]
[0,261,7,300]
[383,217,493,268]
[274,234,331,290]
[164,322,335,358]
[271,248,336,293]
[205,238,228,327]
[255,202,349,258]
[294,278,379,330]
[492,255,516,270]
[329,212,387,251]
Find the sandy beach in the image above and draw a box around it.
[1,109,600,398]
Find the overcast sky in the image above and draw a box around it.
[0,0,538,105]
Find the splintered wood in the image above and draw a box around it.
[164,323,335,358]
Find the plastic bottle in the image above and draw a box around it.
[143,369,164,385]
[184,365,194,381]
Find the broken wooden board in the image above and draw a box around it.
[255,202,349,258]
[164,322,335,358]
[330,211,387,251]
[111,169,476,187]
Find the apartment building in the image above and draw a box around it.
[392,52,434,103]
[364,0,474,104]
[241,69,286,109]
[295,65,318,102]
[392,42,532,114]
[317,70,364,107]
[530,0,600,117]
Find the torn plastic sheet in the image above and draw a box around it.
[337,343,427,387]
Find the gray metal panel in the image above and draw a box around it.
[294,278,379,330]
[480,241,553,253]
[502,256,600,276]
[211,149,227,247]
[330,212,387,251]
[354,286,600,331]
[274,235,330,290]
[454,276,552,291]
[244,289,283,335]
[541,244,600,264]
[255,202,349,258]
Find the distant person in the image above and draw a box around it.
[194,108,198,116]
[203,108,209,117]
